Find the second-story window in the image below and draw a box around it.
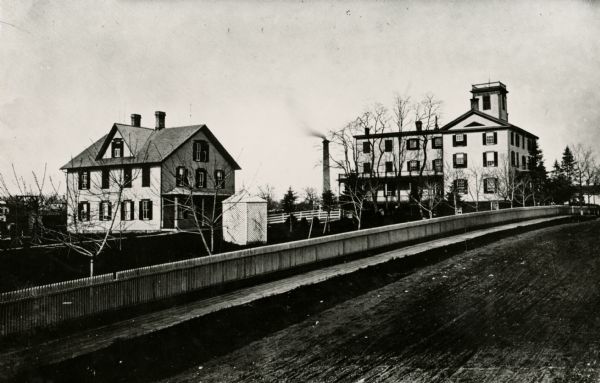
[433,159,443,172]
[432,137,443,149]
[121,200,134,221]
[483,151,498,167]
[101,169,109,189]
[385,182,395,197]
[363,162,371,174]
[78,170,90,190]
[408,160,420,171]
[111,138,123,158]
[193,140,210,162]
[511,132,515,145]
[176,166,188,187]
[123,167,132,188]
[516,134,521,147]
[483,132,497,145]
[511,151,516,166]
[482,95,491,110]
[362,141,371,154]
[195,168,207,188]
[214,169,225,188]
[407,138,419,150]
[453,153,467,168]
[522,155,527,169]
[384,139,393,152]
[142,166,151,187]
[385,161,393,173]
[453,134,467,147]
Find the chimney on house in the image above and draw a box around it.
[322,138,331,193]
[470,98,479,111]
[130,114,141,127]
[155,111,166,130]
[364,127,370,136]
[434,116,439,130]
[415,120,422,131]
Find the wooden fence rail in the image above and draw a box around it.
[1,205,597,337]
[267,209,341,224]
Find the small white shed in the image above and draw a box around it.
[222,192,267,246]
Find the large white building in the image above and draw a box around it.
[346,82,537,208]
[61,111,241,233]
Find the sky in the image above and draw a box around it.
[1,0,599,200]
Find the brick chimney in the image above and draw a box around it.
[415,120,422,131]
[130,114,141,127]
[470,98,479,111]
[155,111,166,130]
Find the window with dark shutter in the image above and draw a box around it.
[455,179,468,194]
[407,139,419,150]
[433,159,442,172]
[453,134,467,147]
[78,170,90,190]
[453,153,467,168]
[484,178,497,194]
[101,169,109,189]
[142,166,151,187]
[77,202,90,221]
[385,161,393,173]
[176,167,188,187]
[362,141,371,154]
[111,139,123,158]
[363,162,371,173]
[408,160,419,171]
[432,137,443,149]
[384,140,393,152]
[121,200,134,221]
[386,183,395,196]
[140,199,153,220]
[196,168,207,188]
[99,201,111,221]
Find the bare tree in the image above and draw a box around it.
[573,144,595,207]
[257,184,278,211]
[494,155,519,208]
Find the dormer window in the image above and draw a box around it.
[112,138,124,158]
[193,140,210,162]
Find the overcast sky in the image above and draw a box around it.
[1,0,599,199]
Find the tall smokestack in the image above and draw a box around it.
[322,138,331,193]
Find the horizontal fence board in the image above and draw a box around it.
[1,206,597,337]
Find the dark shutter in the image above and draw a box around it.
[121,202,125,220]
[78,171,82,190]
[482,133,486,145]
[464,180,468,194]
[483,179,488,193]
[129,201,134,220]
[464,154,468,167]
[139,201,143,220]
[148,200,153,220]
[494,152,498,166]
[78,202,83,220]
[493,132,498,144]
[483,152,487,167]
[453,154,457,167]
[464,134,468,146]
[453,180,458,190]
[99,202,103,221]
[452,135,457,146]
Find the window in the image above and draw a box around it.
[77,201,90,221]
[215,169,225,188]
[140,199,153,220]
[78,170,90,190]
[453,153,467,168]
[454,179,468,194]
[484,178,497,194]
[195,168,207,188]
[407,139,419,150]
[385,161,393,173]
[511,132,514,145]
[483,132,497,145]
[515,154,520,168]
[432,159,443,172]
[101,169,109,189]
[385,183,395,197]
[432,137,443,149]
[522,155,527,170]
[515,134,520,147]
[111,138,123,158]
[121,200,134,221]
[99,201,111,221]
[384,139,393,152]
[453,134,467,147]
[362,141,371,154]
[363,162,371,174]
[482,95,491,110]
[142,166,151,187]
[123,167,132,188]
[511,151,515,166]
[193,140,210,162]
[483,151,498,167]
[176,167,188,187]
[408,160,420,171]
[522,136,525,149]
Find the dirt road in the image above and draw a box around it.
[155,219,600,383]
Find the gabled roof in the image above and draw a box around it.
[439,109,538,138]
[61,124,241,170]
